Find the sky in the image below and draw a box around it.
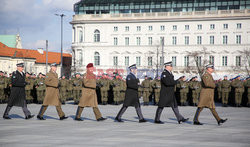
[0,0,80,53]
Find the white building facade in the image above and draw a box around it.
[71,0,250,79]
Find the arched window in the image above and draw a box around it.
[94,52,100,66]
[94,29,100,42]
[79,30,83,42]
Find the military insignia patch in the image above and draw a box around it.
[128,78,130,80]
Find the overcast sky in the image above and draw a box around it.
[0,0,79,53]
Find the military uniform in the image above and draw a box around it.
[0,75,6,103]
[120,79,126,103]
[67,78,74,100]
[190,80,201,106]
[4,76,11,103]
[231,78,244,107]
[59,78,68,104]
[141,78,151,105]
[111,78,121,105]
[177,80,189,106]
[25,76,34,103]
[35,77,46,104]
[220,79,231,106]
[99,78,110,105]
[244,79,250,107]
[217,80,222,100]
[151,78,161,105]
[73,76,82,104]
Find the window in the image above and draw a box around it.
[196,56,202,66]
[185,36,189,45]
[125,26,129,31]
[113,56,118,66]
[79,30,83,42]
[148,57,153,66]
[210,24,215,30]
[78,50,83,66]
[160,25,165,31]
[137,26,141,31]
[172,56,176,66]
[185,25,189,30]
[148,37,152,45]
[172,36,177,45]
[209,56,214,64]
[148,26,153,31]
[236,56,241,66]
[114,26,118,32]
[94,30,100,42]
[160,57,164,66]
[94,52,100,66]
[236,35,241,44]
[197,24,202,30]
[237,23,241,29]
[125,56,129,66]
[125,37,129,45]
[184,56,189,67]
[114,37,118,45]
[210,36,214,44]
[223,35,228,44]
[223,24,228,29]
[173,25,177,31]
[222,56,228,66]
[136,37,141,46]
[160,37,164,45]
[197,36,202,45]
[136,57,141,66]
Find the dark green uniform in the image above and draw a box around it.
[4,76,11,103]
[220,79,231,106]
[25,77,34,103]
[151,79,161,105]
[120,79,126,103]
[35,77,46,104]
[217,81,222,100]
[99,78,110,104]
[141,79,151,105]
[59,78,68,104]
[111,78,121,105]
[190,80,201,106]
[0,75,6,103]
[231,79,244,107]
[73,77,82,104]
[177,80,189,106]
[67,78,73,100]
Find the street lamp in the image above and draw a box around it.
[55,13,66,77]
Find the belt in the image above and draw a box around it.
[83,85,96,90]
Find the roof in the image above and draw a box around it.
[0,35,17,48]
[0,42,71,64]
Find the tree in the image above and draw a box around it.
[239,48,250,76]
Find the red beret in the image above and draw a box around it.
[86,63,94,68]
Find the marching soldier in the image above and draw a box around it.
[111,75,121,105]
[231,75,244,107]
[151,76,161,105]
[35,73,46,104]
[221,75,231,107]
[3,63,34,119]
[73,73,82,104]
[74,63,106,121]
[141,75,151,105]
[154,61,188,124]
[0,71,6,103]
[99,73,110,105]
[59,75,68,104]
[177,76,189,106]
[37,63,68,120]
[115,64,146,123]
[25,72,34,103]
[193,64,227,125]
[244,77,250,107]
[189,76,201,106]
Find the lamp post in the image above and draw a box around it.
[55,13,66,77]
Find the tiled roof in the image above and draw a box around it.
[0,42,71,64]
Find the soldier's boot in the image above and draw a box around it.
[193,107,203,125]
[75,106,84,121]
[209,108,227,125]
[37,105,47,120]
[115,106,127,122]
[3,105,12,119]
[154,107,164,124]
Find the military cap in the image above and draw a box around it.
[50,62,57,67]
[235,75,240,79]
[86,63,94,68]
[144,75,148,77]
[193,76,198,78]
[224,75,227,77]
[42,74,46,76]
[16,63,24,67]
[75,72,81,75]
[164,61,172,66]
[0,71,3,73]
[205,64,214,69]
[128,64,137,70]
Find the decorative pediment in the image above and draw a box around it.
[133,51,142,54]
[218,50,230,54]
[121,51,131,54]
[110,51,120,54]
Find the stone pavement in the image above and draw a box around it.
[0,102,250,147]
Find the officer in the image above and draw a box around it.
[244,77,250,107]
[115,64,146,123]
[141,75,150,105]
[35,73,46,104]
[193,64,227,125]
[25,72,33,103]
[151,76,161,105]
[3,63,34,119]
[37,63,68,120]
[99,73,110,105]
[190,76,201,106]
[231,75,244,107]
[221,75,231,107]
[177,76,189,106]
[59,75,68,104]
[0,71,6,103]
[111,74,121,105]
[73,73,82,104]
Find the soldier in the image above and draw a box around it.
[111,74,121,105]
[37,63,68,120]
[193,64,227,125]
[231,75,244,107]
[4,73,12,103]
[120,76,126,103]
[73,73,82,104]
[3,63,34,119]
[154,61,188,124]
[141,75,151,105]
[99,73,110,105]
[151,76,161,105]
[0,71,6,103]
[217,79,222,101]
[177,76,189,106]
[25,72,34,103]
[35,73,46,104]
[59,75,68,104]
[67,77,74,101]
[221,75,231,107]
[244,77,250,107]
[190,76,201,106]
[74,63,106,121]
[115,64,146,123]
